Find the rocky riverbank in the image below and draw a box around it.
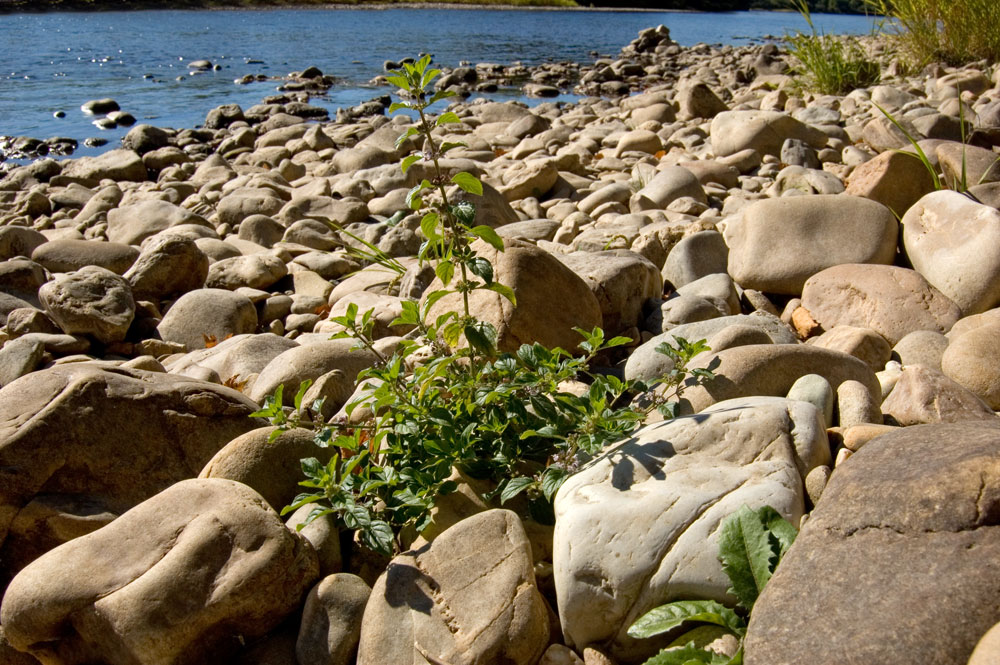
[0,0,582,14]
[1,24,1000,665]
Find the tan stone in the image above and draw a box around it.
[357,510,549,665]
[941,322,1000,408]
[801,264,961,346]
[809,325,892,373]
[724,195,897,295]
[882,365,998,425]
[901,190,1000,316]
[1,478,318,665]
[842,424,898,452]
[845,149,936,217]
[680,344,881,415]
[424,239,602,353]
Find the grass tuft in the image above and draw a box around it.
[866,0,1000,66]
[785,0,880,94]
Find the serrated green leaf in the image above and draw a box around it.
[435,259,455,286]
[501,476,534,504]
[388,101,410,113]
[464,322,495,355]
[451,200,476,226]
[359,519,395,557]
[627,600,745,639]
[605,335,634,349]
[430,89,457,105]
[394,126,419,150]
[451,172,483,196]
[406,181,430,210]
[442,319,463,347]
[392,300,421,327]
[420,67,442,90]
[301,457,323,478]
[659,401,681,420]
[283,492,323,516]
[401,154,422,173]
[718,505,774,611]
[757,505,798,558]
[293,379,312,411]
[341,501,371,530]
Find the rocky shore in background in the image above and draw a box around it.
[1,24,1000,665]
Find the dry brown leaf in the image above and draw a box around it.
[223,375,250,393]
[202,333,233,349]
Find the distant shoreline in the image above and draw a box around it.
[0,1,768,15]
[3,0,590,13]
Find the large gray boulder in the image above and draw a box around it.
[629,166,706,212]
[881,365,999,426]
[124,233,209,301]
[107,200,212,246]
[297,574,371,665]
[61,149,147,182]
[199,426,331,513]
[745,422,1000,665]
[625,312,797,383]
[554,397,829,661]
[166,333,298,386]
[248,339,378,406]
[204,253,288,291]
[31,239,139,276]
[845,149,936,217]
[1,478,318,665]
[660,230,728,289]
[941,321,1000,409]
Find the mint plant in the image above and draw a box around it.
[627,505,798,665]
[253,55,718,558]
[386,53,515,348]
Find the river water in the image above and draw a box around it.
[0,7,879,157]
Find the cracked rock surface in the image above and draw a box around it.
[745,421,1000,665]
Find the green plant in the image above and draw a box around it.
[627,505,798,665]
[258,324,714,555]
[866,0,1000,66]
[253,54,719,558]
[386,53,516,338]
[785,0,880,94]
